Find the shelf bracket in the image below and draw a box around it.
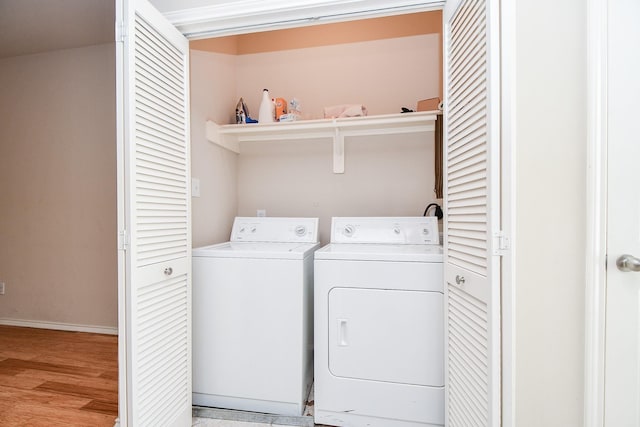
[205,121,240,154]
[333,127,345,174]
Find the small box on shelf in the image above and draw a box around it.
[417,97,441,111]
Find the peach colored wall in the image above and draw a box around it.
[0,44,117,330]
[236,11,441,54]
[191,11,441,54]
[190,35,440,244]
[236,34,440,120]
[190,11,443,99]
[234,36,440,242]
[237,133,436,244]
[191,35,239,55]
[190,50,239,247]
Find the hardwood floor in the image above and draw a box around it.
[0,325,118,426]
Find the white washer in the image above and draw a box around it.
[192,217,320,416]
[314,217,444,427]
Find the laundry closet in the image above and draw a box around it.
[185,10,445,426]
[187,11,443,246]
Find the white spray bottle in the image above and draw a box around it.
[258,88,275,123]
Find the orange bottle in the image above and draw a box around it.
[273,97,287,121]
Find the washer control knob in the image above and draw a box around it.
[295,225,307,236]
[343,225,354,237]
[423,228,430,235]
[393,226,401,235]
[239,227,246,233]
[251,226,257,233]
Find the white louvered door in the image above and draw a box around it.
[443,0,501,426]
[116,0,191,426]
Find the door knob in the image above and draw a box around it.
[616,254,640,272]
[164,267,173,276]
[455,275,466,285]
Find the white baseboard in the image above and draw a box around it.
[0,318,118,335]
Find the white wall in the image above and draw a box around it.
[513,0,586,425]
[0,44,117,330]
[190,50,239,246]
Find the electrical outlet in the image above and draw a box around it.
[0,282,5,295]
[257,209,266,217]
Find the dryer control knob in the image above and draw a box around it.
[393,227,401,235]
[343,225,354,237]
[251,227,257,233]
[295,225,307,236]
[422,228,430,235]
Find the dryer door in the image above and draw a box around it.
[328,287,444,386]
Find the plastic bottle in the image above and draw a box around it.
[258,89,275,123]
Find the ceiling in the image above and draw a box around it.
[0,0,115,59]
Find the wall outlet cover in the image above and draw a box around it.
[192,177,201,198]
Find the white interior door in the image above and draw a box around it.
[604,0,640,425]
[443,0,501,425]
[116,0,192,426]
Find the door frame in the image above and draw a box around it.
[161,0,446,38]
[584,0,608,425]
[499,0,516,425]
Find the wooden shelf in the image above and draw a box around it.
[205,111,438,173]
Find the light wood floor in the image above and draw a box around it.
[0,325,118,426]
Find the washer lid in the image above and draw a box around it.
[314,243,443,262]
[193,241,321,259]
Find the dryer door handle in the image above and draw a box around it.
[338,319,349,347]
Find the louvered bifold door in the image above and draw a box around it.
[443,0,501,426]
[117,0,191,426]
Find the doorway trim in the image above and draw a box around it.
[584,0,607,425]
[161,0,445,38]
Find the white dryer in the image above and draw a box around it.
[314,217,444,427]
[192,217,320,416]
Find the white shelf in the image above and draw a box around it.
[205,111,438,173]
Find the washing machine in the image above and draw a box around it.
[192,217,320,416]
[314,217,444,427]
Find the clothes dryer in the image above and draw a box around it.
[192,217,319,416]
[314,217,444,427]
